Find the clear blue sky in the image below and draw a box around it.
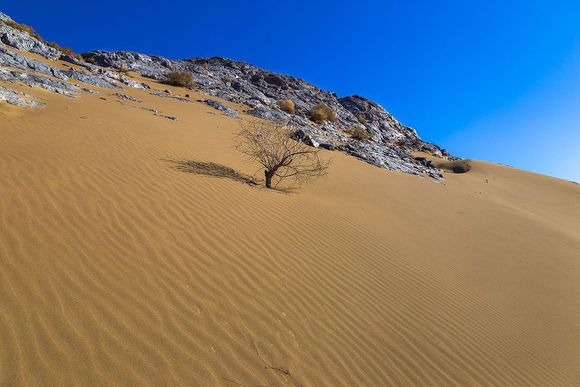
[3,1,579,181]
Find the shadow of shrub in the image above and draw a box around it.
[167,159,257,185]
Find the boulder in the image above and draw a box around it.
[292,129,335,150]
[248,106,287,121]
[202,99,237,117]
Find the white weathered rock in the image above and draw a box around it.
[0,86,44,107]
[0,10,457,179]
[0,12,14,23]
[1,71,80,96]
[0,23,60,60]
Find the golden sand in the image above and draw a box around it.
[1,55,579,385]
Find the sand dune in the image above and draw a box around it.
[1,56,580,386]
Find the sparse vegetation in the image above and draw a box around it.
[46,42,83,61]
[3,20,43,41]
[277,99,296,114]
[310,103,336,123]
[60,47,82,60]
[115,65,131,75]
[391,138,409,146]
[163,71,194,88]
[350,127,373,141]
[234,119,330,189]
[2,19,86,62]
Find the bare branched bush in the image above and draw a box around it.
[163,71,194,88]
[310,103,336,123]
[234,119,330,189]
[277,99,296,114]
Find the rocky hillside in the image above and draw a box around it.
[1,11,453,179]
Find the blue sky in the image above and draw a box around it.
[3,1,579,181]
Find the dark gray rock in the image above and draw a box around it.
[157,114,178,121]
[83,51,172,79]
[339,141,442,179]
[338,95,416,142]
[202,99,237,117]
[247,106,288,121]
[150,91,190,102]
[112,93,141,102]
[292,128,334,150]
[312,137,335,150]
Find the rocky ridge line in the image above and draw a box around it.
[0,10,454,179]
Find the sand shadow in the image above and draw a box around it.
[166,159,258,185]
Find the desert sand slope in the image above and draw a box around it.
[1,61,580,386]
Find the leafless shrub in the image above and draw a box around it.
[277,99,296,114]
[234,119,330,189]
[310,103,336,123]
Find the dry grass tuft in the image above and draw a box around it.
[351,127,373,141]
[310,103,336,123]
[115,65,131,75]
[47,42,83,61]
[277,99,296,114]
[4,20,43,41]
[164,71,194,88]
[357,113,367,125]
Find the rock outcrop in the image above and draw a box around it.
[0,21,60,60]
[0,85,43,107]
[0,10,455,179]
[0,69,80,96]
[202,99,237,117]
[85,51,451,178]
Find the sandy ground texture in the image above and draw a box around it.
[1,52,580,386]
